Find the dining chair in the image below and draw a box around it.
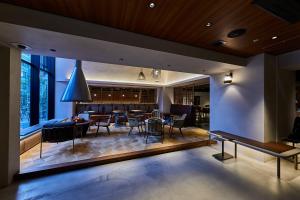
[96,115,111,135]
[169,113,187,137]
[151,109,160,118]
[146,118,164,144]
[128,117,142,135]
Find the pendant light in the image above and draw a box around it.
[61,60,92,102]
[137,68,146,80]
[152,68,161,81]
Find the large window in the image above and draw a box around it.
[20,53,55,134]
[20,55,31,129]
[39,70,49,123]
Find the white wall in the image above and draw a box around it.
[210,54,265,142]
[55,58,75,119]
[158,87,174,113]
[0,45,20,187]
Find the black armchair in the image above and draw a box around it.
[169,114,187,137]
[40,121,79,158]
[283,117,300,147]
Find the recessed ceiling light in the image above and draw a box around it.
[149,2,155,8]
[253,38,259,43]
[11,42,32,50]
[50,48,56,52]
[205,22,212,27]
[212,40,227,47]
[272,36,278,40]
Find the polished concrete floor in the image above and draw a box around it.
[2,146,300,200]
[21,126,208,172]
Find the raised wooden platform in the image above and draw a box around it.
[16,139,211,180]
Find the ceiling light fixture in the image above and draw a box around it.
[253,38,259,43]
[11,42,32,50]
[61,60,92,102]
[205,22,212,27]
[152,68,161,80]
[272,36,278,40]
[224,72,233,84]
[149,2,155,8]
[137,68,146,80]
[212,40,227,47]
[227,28,247,38]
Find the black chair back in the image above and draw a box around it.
[292,117,300,135]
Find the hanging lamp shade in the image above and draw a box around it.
[61,60,92,102]
[137,68,146,80]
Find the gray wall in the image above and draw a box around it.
[210,54,265,142]
[210,54,296,143]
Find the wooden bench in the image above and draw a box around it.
[209,130,300,179]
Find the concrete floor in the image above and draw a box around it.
[1,146,300,200]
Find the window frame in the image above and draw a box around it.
[20,54,55,133]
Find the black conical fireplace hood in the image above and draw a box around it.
[61,60,92,102]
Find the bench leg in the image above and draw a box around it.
[295,155,298,170]
[221,140,224,158]
[277,157,281,179]
[234,143,237,158]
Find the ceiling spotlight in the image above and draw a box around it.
[122,94,125,97]
[108,94,112,97]
[11,43,32,50]
[137,68,146,80]
[253,38,259,43]
[272,36,278,40]
[94,94,97,97]
[205,22,212,27]
[149,2,155,8]
[134,94,138,98]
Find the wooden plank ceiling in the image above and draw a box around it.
[1,0,300,57]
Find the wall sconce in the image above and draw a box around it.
[224,72,233,84]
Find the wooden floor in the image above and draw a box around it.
[20,125,209,174]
